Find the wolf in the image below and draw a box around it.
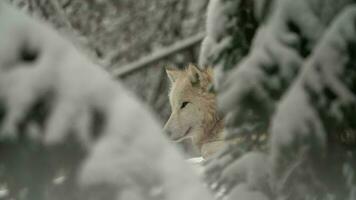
[164,64,225,158]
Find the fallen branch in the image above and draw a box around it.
[112,32,205,77]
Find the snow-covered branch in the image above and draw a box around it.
[201,0,356,199]
[0,4,213,200]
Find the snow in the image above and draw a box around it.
[200,0,242,69]
[0,187,9,199]
[228,184,268,200]
[270,6,356,192]
[219,152,270,191]
[2,0,356,199]
[200,0,356,199]
[0,3,214,200]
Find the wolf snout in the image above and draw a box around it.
[163,123,172,137]
[164,129,173,138]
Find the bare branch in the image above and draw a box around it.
[111,32,205,77]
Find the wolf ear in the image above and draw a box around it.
[188,64,202,86]
[166,67,180,83]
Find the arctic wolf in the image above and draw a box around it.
[164,64,225,158]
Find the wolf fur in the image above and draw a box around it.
[164,64,225,158]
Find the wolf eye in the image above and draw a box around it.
[180,101,190,109]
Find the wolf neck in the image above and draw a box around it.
[195,118,225,158]
[206,118,224,142]
[193,117,225,150]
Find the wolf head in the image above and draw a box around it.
[164,64,220,148]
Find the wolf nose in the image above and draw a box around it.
[164,129,172,137]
